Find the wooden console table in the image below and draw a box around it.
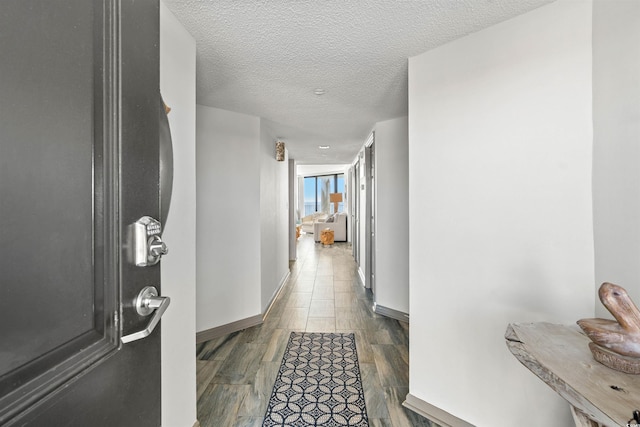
[505,322,640,427]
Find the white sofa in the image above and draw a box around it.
[313,212,347,242]
[300,212,329,234]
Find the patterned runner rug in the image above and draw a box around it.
[263,332,369,426]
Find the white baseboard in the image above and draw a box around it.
[263,270,290,320]
[403,393,475,427]
[196,314,263,343]
[357,267,366,288]
[372,302,409,322]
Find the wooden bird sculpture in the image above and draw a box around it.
[578,283,640,372]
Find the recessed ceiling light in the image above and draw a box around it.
[314,88,326,96]
[318,145,330,150]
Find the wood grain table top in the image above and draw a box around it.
[506,322,640,427]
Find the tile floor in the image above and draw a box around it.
[196,234,436,427]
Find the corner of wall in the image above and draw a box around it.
[259,120,291,313]
[159,3,197,427]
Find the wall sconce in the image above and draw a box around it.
[275,141,285,161]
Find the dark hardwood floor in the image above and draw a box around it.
[196,234,435,426]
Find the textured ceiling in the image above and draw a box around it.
[162,0,555,164]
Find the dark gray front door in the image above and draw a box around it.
[0,1,164,425]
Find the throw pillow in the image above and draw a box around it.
[326,214,335,223]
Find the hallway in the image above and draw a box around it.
[196,234,434,426]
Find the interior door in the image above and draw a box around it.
[352,162,360,264]
[367,140,376,294]
[0,1,167,426]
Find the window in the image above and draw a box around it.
[303,173,345,215]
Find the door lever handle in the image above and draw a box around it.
[121,286,170,344]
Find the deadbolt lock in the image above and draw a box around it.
[133,216,168,267]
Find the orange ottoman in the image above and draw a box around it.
[320,228,334,246]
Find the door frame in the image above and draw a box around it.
[364,133,376,293]
[352,159,360,265]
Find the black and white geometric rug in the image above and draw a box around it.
[262,332,369,426]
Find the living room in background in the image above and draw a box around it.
[303,173,345,215]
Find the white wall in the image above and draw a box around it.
[260,122,290,311]
[289,159,297,260]
[159,4,197,427]
[592,0,640,318]
[408,1,594,426]
[196,106,262,331]
[373,117,409,315]
[297,175,304,223]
